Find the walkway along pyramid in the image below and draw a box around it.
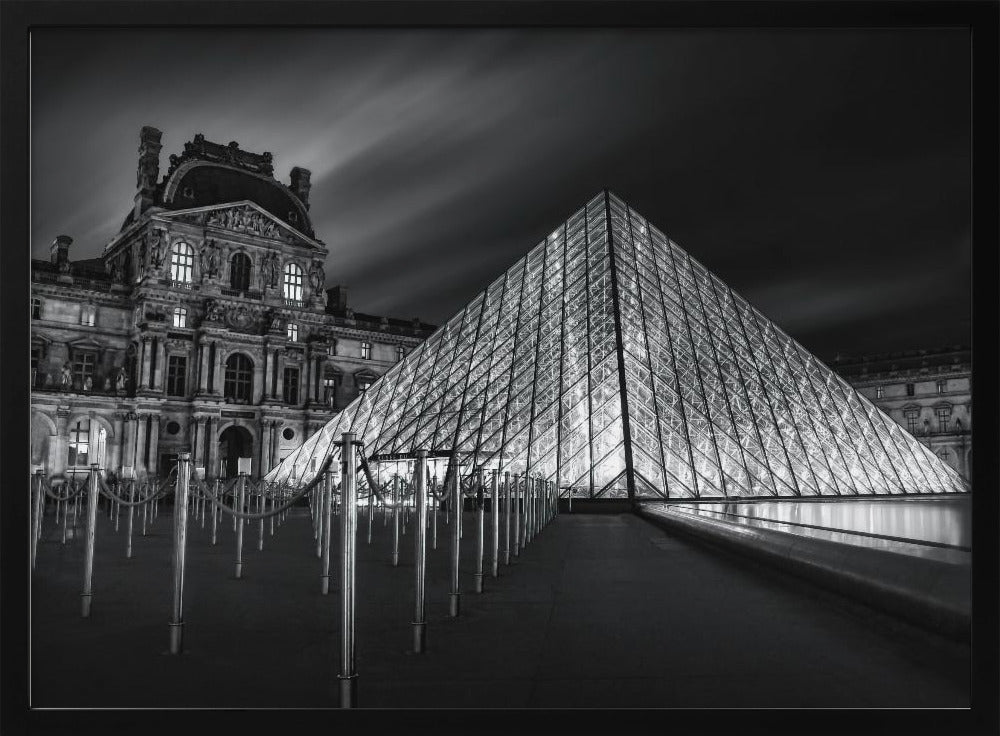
[266,191,968,499]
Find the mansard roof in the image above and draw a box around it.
[121,134,314,238]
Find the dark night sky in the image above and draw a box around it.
[30,29,970,362]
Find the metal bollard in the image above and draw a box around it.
[490,469,500,578]
[473,469,485,594]
[125,481,135,558]
[503,472,511,566]
[367,482,374,545]
[31,472,44,569]
[392,475,400,567]
[448,463,462,617]
[431,487,438,551]
[168,453,192,654]
[512,474,521,559]
[211,479,219,546]
[80,466,100,617]
[339,433,359,708]
[316,481,326,559]
[235,474,246,579]
[321,469,334,595]
[412,450,428,653]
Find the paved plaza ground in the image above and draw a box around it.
[30,500,969,709]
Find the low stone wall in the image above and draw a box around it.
[636,504,970,642]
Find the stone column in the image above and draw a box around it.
[139,337,152,389]
[275,353,285,403]
[153,339,167,391]
[194,417,206,471]
[213,343,225,395]
[311,356,321,403]
[260,420,272,476]
[198,341,211,393]
[252,350,266,405]
[206,419,219,478]
[134,413,148,476]
[112,412,125,472]
[122,413,136,472]
[270,422,281,469]
[148,415,161,477]
[301,351,311,407]
[54,408,70,477]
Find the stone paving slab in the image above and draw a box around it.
[29,503,969,708]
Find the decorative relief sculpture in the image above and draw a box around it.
[261,251,279,289]
[203,299,224,323]
[207,205,283,240]
[60,363,72,390]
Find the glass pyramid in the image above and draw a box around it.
[265,191,969,499]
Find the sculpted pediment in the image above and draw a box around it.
[161,202,320,249]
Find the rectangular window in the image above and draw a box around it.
[905,383,915,397]
[31,297,41,320]
[172,307,187,328]
[935,408,951,433]
[72,351,97,389]
[357,377,372,394]
[875,386,884,399]
[361,341,372,360]
[283,366,300,404]
[905,412,919,434]
[68,419,90,467]
[80,305,96,326]
[936,379,947,394]
[166,355,188,397]
[396,346,405,362]
[287,323,298,342]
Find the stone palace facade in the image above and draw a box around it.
[30,127,435,480]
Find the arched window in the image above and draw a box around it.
[224,353,254,403]
[283,262,303,303]
[230,252,252,291]
[170,242,194,283]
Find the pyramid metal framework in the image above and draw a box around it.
[266,191,968,499]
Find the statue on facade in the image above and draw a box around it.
[102,376,111,392]
[261,251,279,289]
[309,261,325,295]
[83,375,93,392]
[115,366,128,394]
[60,363,72,390]
[148,230,165,269]
[199,240,220,280]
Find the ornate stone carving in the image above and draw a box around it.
[225,304,262,333]
[207,205,284,240]
[203,299,224,323]
[148,229,166,270]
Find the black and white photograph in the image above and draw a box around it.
[3,1,998,729]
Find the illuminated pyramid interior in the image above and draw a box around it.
[266,191,968,499]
